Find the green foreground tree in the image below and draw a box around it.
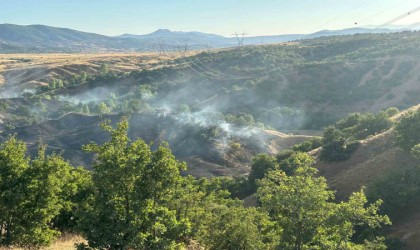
[0,137,75,247]
[257,166,391,249]
[78,118,188,249]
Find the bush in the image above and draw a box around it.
[277,151,314,175]
[248,154,277,192]
[320,111,393,161]
[367,167,420,217]
[291,137,323,152]
[395,109,420,151]
[320,126,359,161]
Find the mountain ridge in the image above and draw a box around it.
[1,23,419,53]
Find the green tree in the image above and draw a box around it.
[80,72,88,83]
[0,137,29,246]
[257,166,390,249]
[57,79,64,89]
[277,151,314,175]
[367,167,420,217]
[96,102,110,114]
[170,176,279,249]
[99,63,109,75]
[78,118,188,249]
[395,109,420,151]
[0,100,9,112]
[248,154,277,192]
[0,137,74,247]
[320,126,359,161]
[82,104,90,114]
[411,144,420,160]
[49,79,57,90]
[53,167,92,232]
[291,137,323,152]
[197,204,279,250]
[384,107,399,117]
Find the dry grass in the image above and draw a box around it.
[312,105,420,247]
[0,51,198,93]
[0,234,85,250]
[43,234,85,250]
[314,129,418,199]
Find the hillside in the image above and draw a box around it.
[1,31,420,174]
[0,24,147,52]
[0,52,186,97]
[307,105,420,249]
[0,111,312,177]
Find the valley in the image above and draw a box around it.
[1,28,420,249]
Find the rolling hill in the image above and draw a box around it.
[0,23,417,53]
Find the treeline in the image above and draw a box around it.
[0,118,391,249]
[37,64,125,95]
[320,108,397,161]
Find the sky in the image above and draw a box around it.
[0,0,420,36]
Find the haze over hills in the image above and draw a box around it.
[1,23,419,53]
[1,30,420,170]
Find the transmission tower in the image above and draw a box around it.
[232,32,248,47]
[177,40,189,58]
[158,40,166,56]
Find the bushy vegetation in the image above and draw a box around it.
[291,137,322,152]
[367,108,420,219]
[0,137,89,247]
[395,109,420,152]
[320,111,394,161]
[0,119,392,249]
[367,167,420,218]
[257,167,390,249]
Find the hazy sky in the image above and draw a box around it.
[1,0,420,36]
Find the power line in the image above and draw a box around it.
[144,3,420,83]
[355,0,411,26]
[378,5,420,28]
[316,0,373,29]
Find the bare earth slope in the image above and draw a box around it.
[312,105,420,249]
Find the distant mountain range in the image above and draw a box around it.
[0,23,419,53]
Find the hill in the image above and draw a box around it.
[0,52,185,97]
[0,112,312,177]
[0,23,417,53]
[0,24,147,52]
[1,31,420,170]
[310,105,420,249]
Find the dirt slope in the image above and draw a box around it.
[312,105,420,248]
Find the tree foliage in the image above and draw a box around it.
[0,137,75,247]
[78,118,188,249]
[257,166,390,249]
[395,109,420,152]
[248,154,277,192]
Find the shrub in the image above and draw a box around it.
[395,110,420,151]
